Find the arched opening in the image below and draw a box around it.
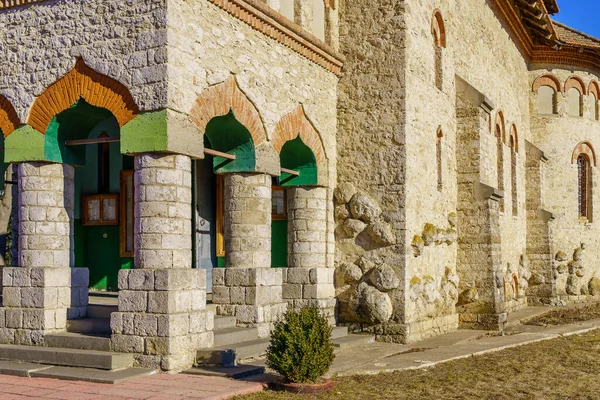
[578,153,592,222]
[567,87,583,117]
[537,86,556,115]
[510,135,517,216]
[436,128,443,191]
[194,112,257,289]
[496,124,504,213]
[591,93,599,121]
[431,11,446,91]
[312,0,325,41]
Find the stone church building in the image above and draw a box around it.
[0,0,598,373]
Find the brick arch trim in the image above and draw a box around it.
[509,124,519,153]
[27,58,140,134]
[272,105,326,164]
[431,9,446,48]
[190,76,266,147]
[495,110,506,144]
[572,141,597,167]
[0,95,20,137]
[589,81,600,99]
[532,74,562,93]
[564,76,587,95]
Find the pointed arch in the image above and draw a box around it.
[190,76,266,148]
[431,9,446,48]
[27,58,139,134]
[532,74,562,93]
[0,95,20,137]
[564,75,587,95]
[272,105,326,165]
[572,141,597,167]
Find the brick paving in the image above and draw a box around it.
[0,372,264,400]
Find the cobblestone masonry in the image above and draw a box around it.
[0,163,88,345]
[110,154,213,372]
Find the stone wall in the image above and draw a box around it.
[529,68,600,303]
[0,0,167,119]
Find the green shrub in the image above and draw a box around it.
[266,305,335,383]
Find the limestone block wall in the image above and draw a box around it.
[0,0,168,119]
[529,68,600,302]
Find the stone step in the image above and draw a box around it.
[0,344,134,370]
[45,332,111,352]
[332,334,374,350]
[331,326,348,340]
[30,366,156,384]
[196,338,271,367]
[214,327,260,347]
[87,304,117,319]
[214,316,237,331]
[183,364,265,380]
[67,318,111,335]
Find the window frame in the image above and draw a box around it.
[119,170,134,258]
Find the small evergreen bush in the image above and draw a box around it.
[266,305,335,383]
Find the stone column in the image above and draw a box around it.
[0,162,88,346]
[212,173,286,337]
[110,154,213,372]
[283,187,335,324]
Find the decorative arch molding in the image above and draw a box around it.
[0,95,20,137]
[26,58,139,135]
[532,74,562,93]
[509,124,519,153]
[272,105,326,165]
[494,110,506,144]
[589,81,600,99]
[564,76,587,95]
[190,76,267,148]
[431,9,446,48]
[572,141,597,167]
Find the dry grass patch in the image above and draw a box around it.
[235,330,600,400]
[525,303,600,326]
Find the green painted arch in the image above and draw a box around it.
[279,136,318,186]
[44,99,116,166]
[205,111,256,173]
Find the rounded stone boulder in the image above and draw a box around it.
[589,277,600,296]
[338,218,367,238]
[368,264,400,292]
[367,220,396,246]
[355,282,393,323]
[349,193,382,223]
[458,287,478,305]
[334,182,356,204]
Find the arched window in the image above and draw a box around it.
[510,135,517,216]
[496,123,505,213]
[578,154,592,221]
[436,128,443,191]
[589,82,600,121]
[537,86,556,115]
[567,88,583,117]
[431,11,446,90]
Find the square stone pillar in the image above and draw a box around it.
[0,162,88,346]
[283,187,335,324]
[110,154,213,372]
[212,173,286,337]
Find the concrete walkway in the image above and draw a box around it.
[0,372,264,400]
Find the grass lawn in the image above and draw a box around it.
[235,329,600,400]
[525,303,600,326]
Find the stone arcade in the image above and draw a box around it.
[0,0,599,373]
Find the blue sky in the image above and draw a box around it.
[552,1,600,38]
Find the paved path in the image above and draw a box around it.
[0,372,264,400]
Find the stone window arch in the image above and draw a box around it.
[572,141,596,222]
[565,76,586,117]
[436,127,443,191]
[532,74,561,115]
[431,10,446,91]
[589,81,600,121]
